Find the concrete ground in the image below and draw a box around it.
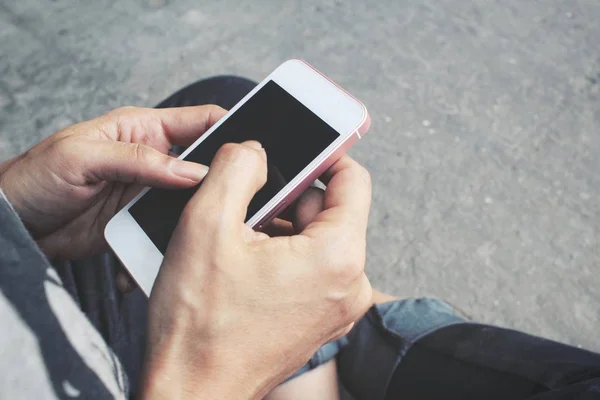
[1,0,599,356]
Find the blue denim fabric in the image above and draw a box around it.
[334,298,600,400]
[337,298,464,399]
[288,298,463,388]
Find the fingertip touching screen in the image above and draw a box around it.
[129,80,340,253]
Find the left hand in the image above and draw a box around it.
[0,105,226,260]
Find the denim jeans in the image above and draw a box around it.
[337,298,600,399]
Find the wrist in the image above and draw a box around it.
[140,342,269,400]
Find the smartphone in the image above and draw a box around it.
[105,59,371,295]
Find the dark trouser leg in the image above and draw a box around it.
[155,75,257,110]
[337,298,600,400]
[54,76,257,396]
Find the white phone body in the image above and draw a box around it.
[105,59,370,296]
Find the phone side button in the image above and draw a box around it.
[257,201,288,230]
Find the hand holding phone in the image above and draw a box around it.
[141,141,373,399]
[106,60,371,294]
[0,104,226,261]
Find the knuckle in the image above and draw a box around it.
[336,299,353,322]
[334,277,372,325]
[215,143,267,182]
[323,242,366,282]
[338,260,365,285]
[335,295,361,325]
[217,143,260,164]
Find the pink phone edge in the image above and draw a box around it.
[254,60,371,229]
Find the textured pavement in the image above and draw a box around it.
[1,0,599,353]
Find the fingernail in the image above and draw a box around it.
[243,140,263,150]
[171,161,208,182]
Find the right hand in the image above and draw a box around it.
[141,141,373,400]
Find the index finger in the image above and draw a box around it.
[102,105,228,148]
[155,105,228,147]
[300,155,372,240]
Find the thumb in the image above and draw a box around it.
[84,141,208,188]
[185,141,267,229]
[293,186,325,232]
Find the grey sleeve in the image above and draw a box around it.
[0,190,129,399]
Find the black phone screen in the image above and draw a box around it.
[129,80,340,253]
